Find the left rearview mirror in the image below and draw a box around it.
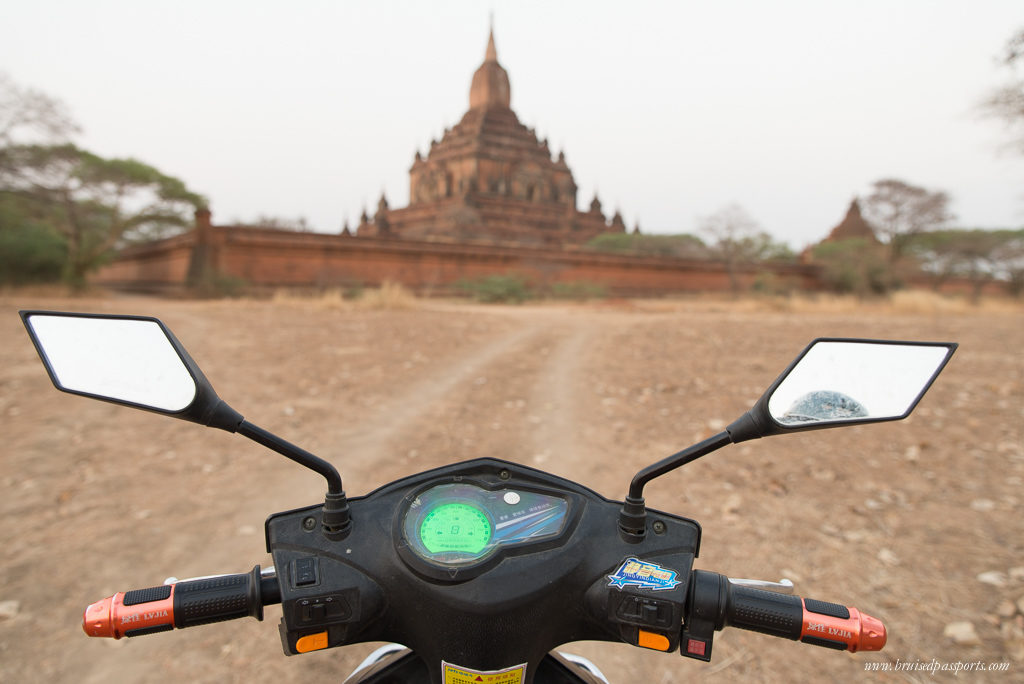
[23,312,197,411]
[21,311,243,432]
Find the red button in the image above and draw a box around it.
[687,639,707,656]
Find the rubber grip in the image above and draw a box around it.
[123,585,172,606]
[83,566,269,639]
[173,568,263,629]
[724,585,804,640]
[687,571,888,655]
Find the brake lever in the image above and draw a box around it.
[727,577,794,595]
[164,566,277,585]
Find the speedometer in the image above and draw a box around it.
[400,481,570,575]
[419,502,492,554]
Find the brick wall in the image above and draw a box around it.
[94,224,822,295]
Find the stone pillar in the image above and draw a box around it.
[186,207,218,292]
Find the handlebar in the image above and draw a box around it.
[682,570,886,660]
[82,565,280,639]
[83,562,884,664]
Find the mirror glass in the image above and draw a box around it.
[25,314,197,412]
[767,341,953,425]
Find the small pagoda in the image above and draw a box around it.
[824,198,879,243]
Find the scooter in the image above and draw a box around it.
[20,310,957,684]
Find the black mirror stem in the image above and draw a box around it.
[237,421,351,539]
[618,431,733,541]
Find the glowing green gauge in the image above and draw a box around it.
[420,502,492,555]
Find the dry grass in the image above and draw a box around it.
[9,281,1019,317]
[269,281,418,311]
[886,289,1023,314]
[641,290,1024,316]
[356,281,418,310]
[0,283,111,299]
[270,287,349,310]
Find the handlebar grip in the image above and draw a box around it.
[726,584,803,640]
[83,565,274,639]
[173,569,263,629]
[687,570,886,653]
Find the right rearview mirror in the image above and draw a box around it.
[728,338,957,442]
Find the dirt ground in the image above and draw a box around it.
[1,292,1022,683]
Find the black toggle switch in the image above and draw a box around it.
[294,557,318,587]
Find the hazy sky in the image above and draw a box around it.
[3,1,1022,248]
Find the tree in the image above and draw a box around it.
[0,192,66,285]
[243,214,312,231]
[860,179,953,262]
[981,28,1024,155]
[0,143,205,288]
[0,72,79,146]
[995,232,1024,296]
[906,228,1024,298]
[228,214,311,232]
[732,231,795,262]
[586,232,707,258]
[699,204,793,293]
[1,74,75,284]
[0,75,204,288]
[811,239,897,296]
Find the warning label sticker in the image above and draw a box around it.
[441,660,527,684]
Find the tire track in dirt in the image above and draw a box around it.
[301,317,546,491]
[525,321,594,470]
[312,309,605,495]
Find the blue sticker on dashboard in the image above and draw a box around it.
[607,557,681,591]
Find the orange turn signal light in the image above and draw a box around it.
[295,631,329,653]
[638,630,670,651]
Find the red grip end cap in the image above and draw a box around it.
[82,589,175,639]
[802,603,888,653]
[83,596,117,638]
[857,611,887,652]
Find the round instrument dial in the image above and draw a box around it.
[419,502,492,555]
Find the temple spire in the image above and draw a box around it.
[469,24,511,110]
[485,25,497,62]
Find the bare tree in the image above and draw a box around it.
[860,179,953,262]
[981,28,1024,155]
[245,214,312,231]
[699,204,790,293]
[0,72,80,147]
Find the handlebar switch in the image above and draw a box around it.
[615,595,675,629]
[269,536,386,658]
[593,554,693,654]
[681,569,723,661]
[291,594,353,625]
[680,625,714,662]
[292,557,319,587]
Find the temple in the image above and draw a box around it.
[824,199,879,243]
[356,29,626,247]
